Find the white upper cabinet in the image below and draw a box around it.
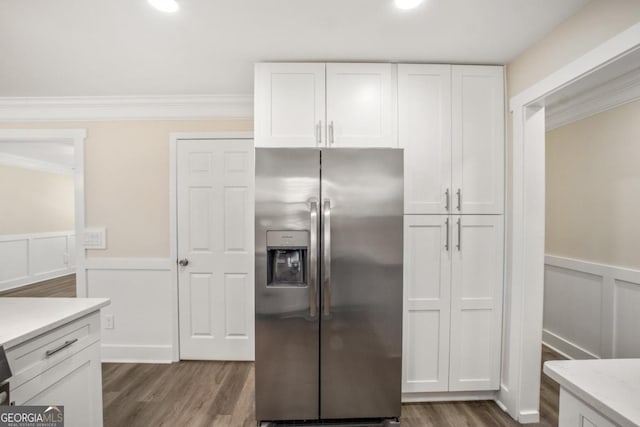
[326,63,396,147]
[254,63,326,147]
[452,65,505,214]
[398,64,452,214]
[399,64,504,214]
[255,62,396,148]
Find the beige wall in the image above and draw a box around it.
[0,120,252,257]
[507,0,640,97]
[546,100,640,269]
[0,165,74,234]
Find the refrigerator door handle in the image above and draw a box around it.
[322,199,331,316]
[309,200,319,318]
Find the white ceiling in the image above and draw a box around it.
[0,0,589,97]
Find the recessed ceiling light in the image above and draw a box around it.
[394,0,424,10]
[148,0,179,13]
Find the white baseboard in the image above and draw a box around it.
[402,390,496,403]
[519,410,540,424]
[542,330,598,360]
[101,344,174,364]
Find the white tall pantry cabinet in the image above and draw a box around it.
[399,64,505,396]
[254,62,506,400]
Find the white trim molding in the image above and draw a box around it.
[0,95,253,122]
[503,22,640,424]
[546,67,640,130]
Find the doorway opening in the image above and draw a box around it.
[501,24,640,423]
[0,129,87,298]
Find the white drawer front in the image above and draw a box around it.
[7,312,100,389]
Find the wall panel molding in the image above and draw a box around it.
[0,95,253,122]
[84,258,176,363]
[543,255,640,360]
[0,231,75,292]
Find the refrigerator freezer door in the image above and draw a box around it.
[320,148,404,419]
[255,148,321,421]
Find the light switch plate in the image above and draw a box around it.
[84,227,107,249]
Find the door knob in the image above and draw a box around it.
[178,258,189,267]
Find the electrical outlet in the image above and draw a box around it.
[104,314,114,329]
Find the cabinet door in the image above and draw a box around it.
[254,63,325,147]
[449,215,503,391]
[12,342,103,427]
[452,66,504,214]
[398,64,452,214]
[402,215,451,393]
[326,63,396,147]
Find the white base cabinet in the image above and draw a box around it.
[559,389,617,427]
[7,311,104,427]
[403,214,504,395]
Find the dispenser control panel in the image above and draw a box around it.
[266,230,309,287]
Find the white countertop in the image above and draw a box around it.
[544,359,640,427]
[0,298,110,349]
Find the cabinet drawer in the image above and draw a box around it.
[7,312,100,389]
[11,341,103,427]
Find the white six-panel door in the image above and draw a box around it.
[403,215,451,392]
[398,64,452,214]
[449,215,504,391]
[177,139,254,360]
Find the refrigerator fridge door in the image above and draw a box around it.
[255,148,321,421]
[320,148,404,419]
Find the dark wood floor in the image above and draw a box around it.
[0,274,77,297]
[2,275,565,426]
[102,346,565,427]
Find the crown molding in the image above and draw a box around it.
[0,95,253,122]
[546,68,640,130]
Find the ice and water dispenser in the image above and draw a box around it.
[266,230,309,287]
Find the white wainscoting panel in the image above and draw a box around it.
[85,257,175,363]
[0,231,75,292]
[543,255,640,360]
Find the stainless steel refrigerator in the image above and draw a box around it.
[255,148,403,426]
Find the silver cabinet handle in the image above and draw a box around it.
[445,188,450,211]
[322,199,331,316]
[46,338,78,357]
[178,258,189,267]
[315,120,322,145]
[309,200,319,318]
[328,121,335,145]
[456,188,462,212]
[456,218,462,251]
[445,217,450,251]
